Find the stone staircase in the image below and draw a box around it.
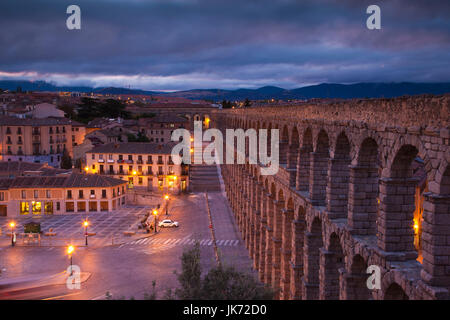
[189,164,222,192]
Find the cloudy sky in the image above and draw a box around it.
[0,0,449,90]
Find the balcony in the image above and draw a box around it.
[90,194,96,199]
[108,171,115,175]
[146,160,153,164]
[157,161,164,165]
[17,140,23,145]
[7,151,12,155]
[117,159,125,164]
[107,159,115,163]
[137,160,144,164]
[98,159,105,163]
[126,160,134,164]
[119,170,125,175]
[6,140,12,145]
[32,129,40,135]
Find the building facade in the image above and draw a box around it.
[86,142,189,193]
[0,170,127,217]
[0,117,85,167]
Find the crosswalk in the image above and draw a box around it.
[119,237,240,248]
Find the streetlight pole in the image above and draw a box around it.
[9,222,15,247]
[164,195,169,215]
[67,245,75,276]
[153,209,158,233]
[83,220,89,246]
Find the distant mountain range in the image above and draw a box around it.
[1,80,449,101]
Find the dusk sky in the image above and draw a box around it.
[0,0,449,91]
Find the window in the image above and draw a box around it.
[92,154,95,160]
[102,189,107,198]
[138,177,143,185]
[56,202,60,211]
[119,154,123,161]
[20,202,29,215]
[21,190,26,199]
[92,164,95,170]
[158,166,163,175]
[67,190,72,199]
[90,190,95,198]
[79,190,84,199]
[0,192,4,201]
[99,154,103,159]
[44,202,53,215]
[46,190,51,198]
[32,201,41,214]
[66,202,74,212]
[128,155,133,161]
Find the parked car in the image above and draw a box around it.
[158,219,179,228]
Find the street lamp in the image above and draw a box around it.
[164,195,169,215]
[67,245,75,276]
[9,222,15,247]
[84,166,89,174]
[152,209,158,233]
[83,220,89,246]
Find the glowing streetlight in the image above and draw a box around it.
[164,195,170,215]
[83,220,89,246]
[67,245,75,275]
[132,171,137,176]
[152,209,158,233]
[9,221,15,246]
[84,166,89,173]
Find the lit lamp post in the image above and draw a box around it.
[153,209,158,233]
[9,222,15,246]
[67,245,75,276]
[83,220,89,246]
[164,195,169,215]
[84,166,89,174]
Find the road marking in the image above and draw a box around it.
[217,240,224,245]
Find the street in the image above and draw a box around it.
[0,192,254,300]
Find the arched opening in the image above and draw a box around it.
[280,126,289,167]
[303,217,323,299]
[327,132,351,218]
[310,130,330,206]
[412,157,427,263]
[347,255,371,300]
[320,233,344,300]
[288,127,300,187]
[384,283,409,300]
[280,197,295,300]
[348,138,379,235]
[296,128,313,193]
[379,144,421,256]
[291,206,306,299]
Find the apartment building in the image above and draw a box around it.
[137,115,189,143]
[0,117,86,167]
[0,169,127,217]
[86,142,189,193]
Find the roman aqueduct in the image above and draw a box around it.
[210,95,449,300]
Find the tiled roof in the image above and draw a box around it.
[0,161,70,176]
[0,116,80,126]
[87,142,175,155]
[6,173,125,189]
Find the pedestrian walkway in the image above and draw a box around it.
[119,237,240,248]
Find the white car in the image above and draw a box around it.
[158,219,179,228]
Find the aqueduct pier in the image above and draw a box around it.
[211,95,450,300]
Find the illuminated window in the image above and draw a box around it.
[44,202,53,215]
[32,201,41,214]
[20,201,29,215]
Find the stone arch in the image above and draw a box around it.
[310,130,330,205]
[378,144,421,256]
[344,254,371,300]
[320,232,344,300]
[421,164,450,288]
[279,125,289,166]
[286,126,300,187]
[384,283,409,300]
[327,132,351,218]
[303,217,323,299]
[348,137,380,235]
[296,127,313,192]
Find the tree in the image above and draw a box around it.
[175,243,203,299]
[60,150,73,169]
[244,98,252,107]
[174,243,273,300]
[221,100,233,109]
